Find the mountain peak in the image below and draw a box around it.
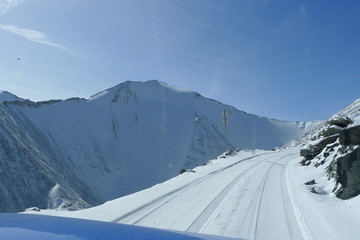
[0,80,316,212]
[0,91,25,102]
[87,80,196,104]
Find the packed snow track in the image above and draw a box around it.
[33,148,346,239]
[110,149,312,240]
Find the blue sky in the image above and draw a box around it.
[0,0,359,121]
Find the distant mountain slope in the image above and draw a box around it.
[0,80,317,212]
[0,91,25,102]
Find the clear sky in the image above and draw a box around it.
[1,0,359,121]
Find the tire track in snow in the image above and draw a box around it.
[252,153,298,240]
[281,157,314,240]
[112,152,271,224]
[131,153,270,225]
[281,160,304,240]
[185,158,266,233]
[185,153,295,235]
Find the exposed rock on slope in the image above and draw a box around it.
[339,125,360,146]
[0,80,315,212]
[300,134,339,163]
[296,99,360,199]
[328,147,360,199]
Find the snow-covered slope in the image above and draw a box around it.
[28,148,360,240]
[0,80,316,212]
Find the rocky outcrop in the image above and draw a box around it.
[300,115,354,164]
[322,125,343,137]
[339,125,360,146]
[299,114,360,199]
[319,123,360,199]
[314,135,340,152]
[327,147,360,199]
[294,100,360,200]
[300,134,339,162]
[327,116,353,128]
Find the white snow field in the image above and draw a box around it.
[28,147,360,240]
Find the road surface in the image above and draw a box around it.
[111,149,312,240]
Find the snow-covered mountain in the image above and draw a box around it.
[0,91,26,102]
[0,80,316,212]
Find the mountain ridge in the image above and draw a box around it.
[0,90,27,102]
[1,80,296,121]
[0,80,317,212]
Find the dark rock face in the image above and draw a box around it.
[300,115,351,163]
[299,115,360,199]
[323,123,360,199]
[339,125,360,146]
[300,146,314,158]
[327,116,353,128]
[304,179,316,185]
[297,102,360,200]
[322,125,343,137]
[316,135,339,152]
[300,135,339,160]
[310,187,319,194]
[332,148,360,199]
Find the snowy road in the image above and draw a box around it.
[109,150,310,240]
[30,148,360,240]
